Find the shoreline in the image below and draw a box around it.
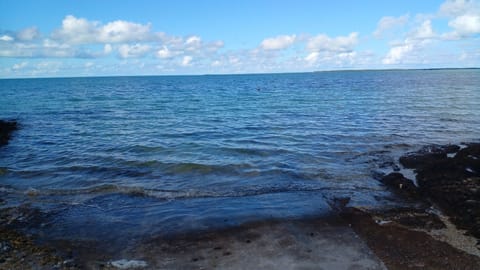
[1,124,480,269]
[1,205,479,269]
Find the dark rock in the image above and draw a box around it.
[454,143,480,173]
[440,144,461,154]
[399,144,460,169]
[381,173,420,199]
[399,152,446,169]
[0,120,17,146]
[396,143,480,239]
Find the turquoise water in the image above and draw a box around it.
[1,70,479,241]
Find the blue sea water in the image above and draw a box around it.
[0,70,479,242]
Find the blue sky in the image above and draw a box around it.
[1,0,479,78]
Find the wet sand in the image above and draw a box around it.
[1,206,480,270]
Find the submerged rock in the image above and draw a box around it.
[380,172,420,200]
[0,120,18,146]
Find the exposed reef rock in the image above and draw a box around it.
[0,120,18,146]
[383,143,480,239]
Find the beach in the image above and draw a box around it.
[1,195,479,269]
[1,71,480,269]
[1,136,480,269]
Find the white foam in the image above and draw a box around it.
[110,259,148,269]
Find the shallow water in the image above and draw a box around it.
[1,69,479,242]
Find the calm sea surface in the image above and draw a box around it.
[1,70,479,242]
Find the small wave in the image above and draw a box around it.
[12,165,149,178]
[123,144,167,153]
[3,183,328,202]
[219,146,292,157]
[165,162,255,175]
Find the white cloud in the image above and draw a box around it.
[374,15,409,37]
[42,39,70,49]
[12,61,28,70]
[305,52,319,65]
[260,35,296,50]
[118,44,151,58]
[304,50,361,67]
[184,35,203,52]
[204,40,224,52]
[306,32,359,53]
[381,1,479,66]
[53,15,153,44]
[382,43,415,64]
[439,0,480,37]
[156,46,176,59]
[439,0,478,17]
[382,20,435,65]
[448,14,480,35]
[181,55,192,66]
[229,56,240,65]
[185,36,201,46]
[52,15,97,44]
[17,27,39,41]
[411,20,436,39]
[104,44,112,54]
[0,35,14,42]
[302,32,362,66]
[100,19,152,43]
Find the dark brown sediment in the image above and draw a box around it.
[341,207,480,270]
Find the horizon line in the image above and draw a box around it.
[1,66,478,80]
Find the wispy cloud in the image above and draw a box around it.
[374,15,409,38]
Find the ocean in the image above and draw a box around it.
[1,69,479,245]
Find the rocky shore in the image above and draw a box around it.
[381,143,480,240]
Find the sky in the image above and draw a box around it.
[0,0,479,78]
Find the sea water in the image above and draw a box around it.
[0,69,479,243]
